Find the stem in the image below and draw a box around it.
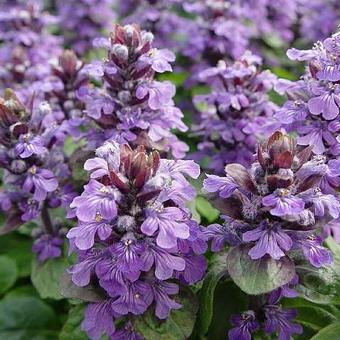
[41,203,54,234]
[248,294,266,312]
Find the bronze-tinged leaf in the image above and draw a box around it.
[225,163,255,192]
[273,150,293,169]
[131,151,147,178]
[59,50,78,75]
[266,174,293,191]
[151,150,160,174]
[267,131,283,149]
[257,144,267,169]
[0,210,23,235]
[60,272,104,303]
[297,175,322,193]
[206,193,242,219]
[109,171,129,192]
[137,190,161,204]
[295,145,313,169]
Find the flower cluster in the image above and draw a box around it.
[298,0,340,42]
[275,30,340,239]
[81,24,188,158]
[229,291,303,340]
[0,0,61,96]
[276,31,340,158]
[118,0,298,64]
[0,90,75,261]
[118,0,189,54]
[56,0,115,55]
[204,131,339,338]
[67,141,207,339]
[36,50,89,142]
[192,52,277,173]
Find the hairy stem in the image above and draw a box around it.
[41,203,54,234]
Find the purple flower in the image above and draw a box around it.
[204,174,239,198]
[264,306,303,340]
[23,166,58,201]
[308,85,340,121]
[141,243,185,280]
[15,135,47,158]
[178,254,207,284]
[141,207,190,249]
[69,249,105,287]
[297,234,333,267]
[136,81,175,110]
[70,180,118,222]
[151,281,181,319]
[242,221,293,260]
[262,190,305,217]
[67,219,112,250]
[111,281,152,315]
[81,300,115,340]
[112,321,141,340]
[228,311,259,340]
[139,48,175,73]
[32,234,63,262]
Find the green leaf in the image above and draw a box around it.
[60,272,103,302]
[283,298,337,332]
[226,245,295,295]
[0,233,33,277]
[0,255,18,295]
[195,196,219,223]
[296,244,340,305]
[263,33,286,48]
[0,294,59,339]
[205,280,247,339]
[59,305,87,340]
[135,288,198,339]
[158,72,189,86]
[310,322,340,339]
[195,251,228,335]
[31,257,69,300]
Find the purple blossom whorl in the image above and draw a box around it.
[192,51,278,173]
[204,131,339,267]
[275,31,340,157]
[0,90,76,262]
[81,24,188,158]
[0,1,62,95]
[204,131,339,339]
[275,30,340,240]
[67,141,207,339]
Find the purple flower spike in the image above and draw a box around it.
[81,24,188,158]
[66,143,207,337]
[276,31,340,160]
